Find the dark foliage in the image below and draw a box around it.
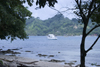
[0,0,57,41]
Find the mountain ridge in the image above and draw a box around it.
[25,14,100,36]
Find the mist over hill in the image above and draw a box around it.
[25,14,100,36]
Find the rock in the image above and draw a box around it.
[25,51,31,52]
[91,63,97,66]
[37,54,54,58]
[12,48,20,50]
[48,55,54,57]
[1,49,13,54]
[96,65,100,67]
[0,55,69,67]
[58,52,60,53]
[3,59,14,62]
[12,52,21,54]
[1,49,21,55]
[48,59,65,62]
[64,62,75,65]
[71,60,77,63]
[37,54,47,57]
[19,48,22,49]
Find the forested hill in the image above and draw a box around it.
[25,14,100,36]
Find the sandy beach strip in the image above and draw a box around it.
[0,55,74,67]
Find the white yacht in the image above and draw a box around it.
[47,34,57,40]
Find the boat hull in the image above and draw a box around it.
[47,34,57,40]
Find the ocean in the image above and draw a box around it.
[0,36,100,67]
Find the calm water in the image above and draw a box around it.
[0,36,100,66]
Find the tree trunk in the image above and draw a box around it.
[80,23,87,67]
[80,37,86,67]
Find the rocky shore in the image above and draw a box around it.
[0,49,79,67]
[1,49,100,67]
[0,55,76,67]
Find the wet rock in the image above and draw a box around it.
[48,55,54,57]
[96,65,100,67]
[65,61,77,66]
[19,48,22,49]
[58,52,60,53]
[12,48,22,50]
[91,63,97,66]
[37,54,54,58]
[1,49,13,54]
[25,51,31,52]
[64,62,76,67]
[1,49,21,54]
[9,55,16,56]
[37,54,47,57]
[12,52,21,54]
[71,60,77,63]
[64,62,75,65]
[12,48,19,50]
[48,59,65,62]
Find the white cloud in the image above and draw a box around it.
[24,0,77,20]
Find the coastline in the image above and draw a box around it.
[0,36,100,67]
[0,55,75,67]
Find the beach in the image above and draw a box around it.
[0,55,76,67]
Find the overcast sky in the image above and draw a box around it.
[24,0,77,20]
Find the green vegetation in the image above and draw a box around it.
[0,0,57,41]
[0,0,32,41]
[0,60,3,65]
[25,14,100,36]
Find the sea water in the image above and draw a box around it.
[0,36,100,67]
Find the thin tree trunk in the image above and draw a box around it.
[80,23,87,67]
[80,37,86,67]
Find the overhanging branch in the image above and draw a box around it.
[86,24,100,36]
[49,6,63,14]
[86,35,100,53]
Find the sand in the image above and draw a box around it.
[0,55,75,67]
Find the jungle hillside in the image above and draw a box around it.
[25,14,100,36]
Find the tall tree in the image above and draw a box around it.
[75,0,100,67]
[0,0,57,41]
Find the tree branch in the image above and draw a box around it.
[49,6,63,14]
[75,0,86,24]
[88,3,100,19]
[87,0,94,19]
[75,0,83,16]
[86,24,100,36]
[86,35,100,53]
[61,7,76,12]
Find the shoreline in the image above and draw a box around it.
[0,55,75,67]
[0,49,99,67]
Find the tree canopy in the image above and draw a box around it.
[0,0,57,41]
